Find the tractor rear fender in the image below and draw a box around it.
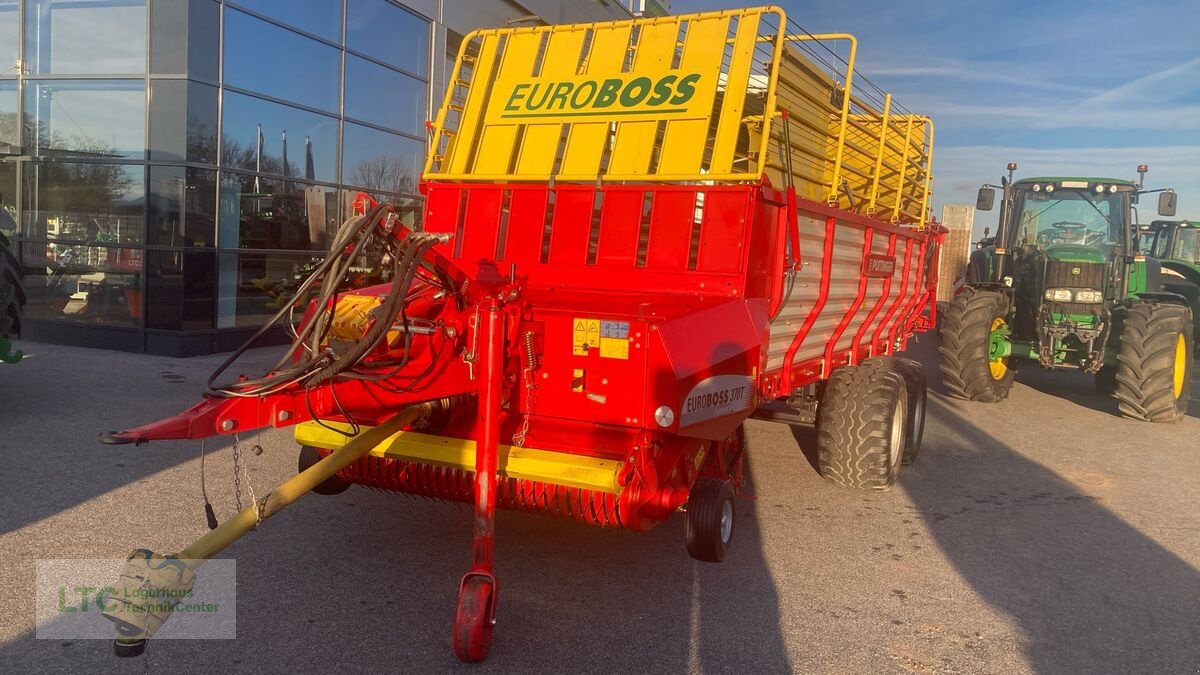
[963,282,1014,304]
[1133,291,1193,310]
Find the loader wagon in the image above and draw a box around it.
[97,6,941,662]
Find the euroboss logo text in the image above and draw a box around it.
[497,73,703,118]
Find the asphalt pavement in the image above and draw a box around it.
[0,335,1197,673]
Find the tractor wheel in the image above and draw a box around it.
[453,576,495,662]
[0,232,25,339]
[816,365,908,491]
[938,288,1014,402]
[685,478,736,563]
[862,356,927,465]
[297,445,352,495]
[1113,301,1194,422]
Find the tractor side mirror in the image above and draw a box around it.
[1157,191,1177,217]
[976,187,996,211]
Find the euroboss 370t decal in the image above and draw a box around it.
[485,72,714,122]
[680,374,755,427]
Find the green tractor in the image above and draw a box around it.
[941,163,1193,422]
[1141,219,1200,344]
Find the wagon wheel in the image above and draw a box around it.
[453,576,495,662]
[685,479,736,563]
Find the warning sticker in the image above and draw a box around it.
[600,321,629,339]
[573,318,601,355]
[599,337,629,360]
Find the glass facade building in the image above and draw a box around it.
[1,0,430,354]
[0,0,637,355]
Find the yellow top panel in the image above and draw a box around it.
[425,6,787,183]
[424,6,934,224]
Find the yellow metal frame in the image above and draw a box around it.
[426,7,787,184]
[295,421,625,494]
[424,5,934,224]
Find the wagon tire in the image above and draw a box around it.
[816,365,908,491]
[939,288,1014,401]
[1113,301,1193,422]
[453,576,495,663]
[685,478,736,563]
[862,357,927,465]
[298,445,352,495]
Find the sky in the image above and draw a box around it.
[675,0,1200,234]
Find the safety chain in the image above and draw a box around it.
[232,435,264,528]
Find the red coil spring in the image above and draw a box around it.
[339,455,625,528]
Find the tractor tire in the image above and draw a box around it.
[1112,301,1194,422]
[862,356,927,465]
[685,478,736,563]
[816,365,908,491]
[938,288,1014,402]
[297,445,353,495]
[0,232,24,339]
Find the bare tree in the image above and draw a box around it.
[350,156,416,196]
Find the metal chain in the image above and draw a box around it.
[513,369,536,447]
[232,435,264,528]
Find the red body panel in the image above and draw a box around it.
[111,180,939,528]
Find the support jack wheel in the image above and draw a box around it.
[112,638,146,658]
[453,575,495,663]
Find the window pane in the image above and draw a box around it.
[24,80,146,159]
[150,0,219,82]
[346,0,428,74]
[0,161,15,235]
[344,55,426,135]
[149,79,218,163]
[0,1,17,79]
[228,0,341,43]
[223,8,340,112]
[217,250,325,328]
[22,162,145,244]
[20,240,142,326]
[146,249,215,330]
[221,90,338,183]
[0,79,16,146]
[24,0,146,75]
[217,172,338,251]
[148,166,216,247]
[342,122,423,196]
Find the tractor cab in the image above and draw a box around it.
[1146,219,1200,272]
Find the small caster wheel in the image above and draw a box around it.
[298,445,351,496]
[685,478,735,563]
[113,638,146,657]
[453,576,495,662]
